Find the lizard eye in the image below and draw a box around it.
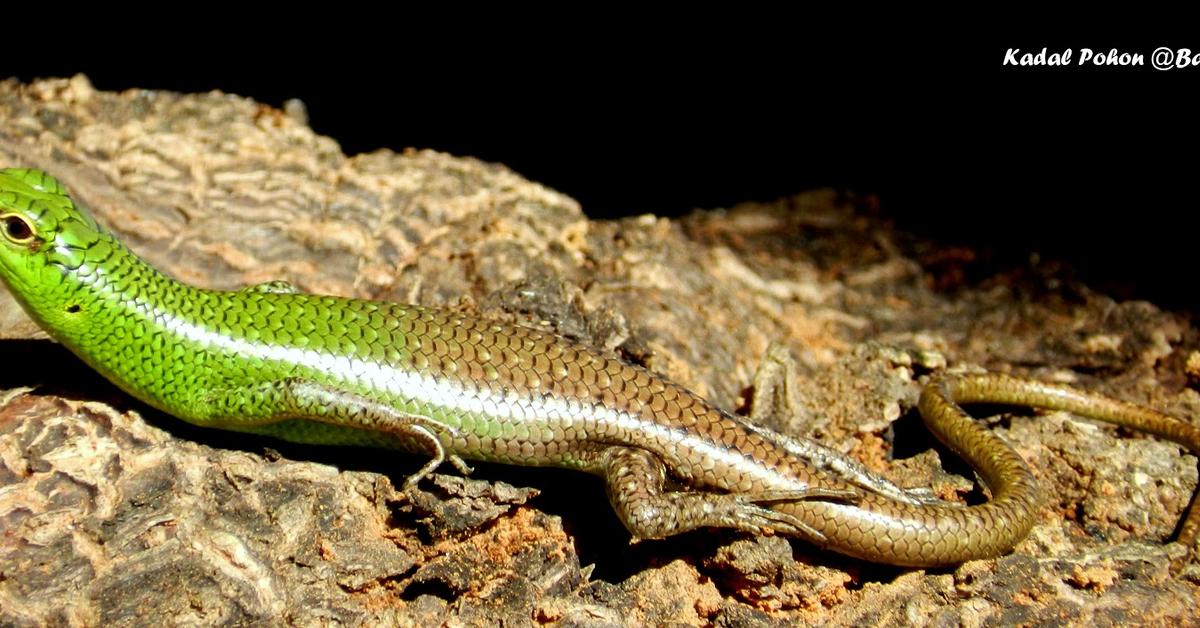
[1,214,35,244]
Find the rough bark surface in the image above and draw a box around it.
[1,76,1198,626]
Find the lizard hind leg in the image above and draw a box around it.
[594,446,856,544]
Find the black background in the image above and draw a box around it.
[6,26,1197,311]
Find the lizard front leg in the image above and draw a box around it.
[191,378,473,489]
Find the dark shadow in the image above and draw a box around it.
[396,576,458,602]
[0,339,127,403]
[891,402,1038,507]
[0,338,980,586]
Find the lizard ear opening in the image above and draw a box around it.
[1,213,36,245]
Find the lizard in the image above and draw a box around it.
[0,166,1196,567]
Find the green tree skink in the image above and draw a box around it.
[0,167,1197,568]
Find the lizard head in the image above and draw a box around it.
[0,168,110,328]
